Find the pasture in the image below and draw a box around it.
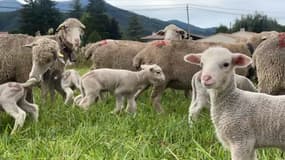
[0,67,282,159]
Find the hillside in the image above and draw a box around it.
[0,0,216,36]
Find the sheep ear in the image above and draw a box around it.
[156,30,165,36]
[176,30,185,35]
[23,42,37,48]
[56,23,66,32]
[184,54,201,65]
[232,53,252,68]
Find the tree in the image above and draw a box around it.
[127,15,144,41]
[231,12,285,33]
[83,0,121,43]
[69,0,83,19]
[20,0,61,35]
[216,25,229,33]
[108,18,121,39]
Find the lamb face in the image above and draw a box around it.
[184,47,252,90]
[141,64,165,86]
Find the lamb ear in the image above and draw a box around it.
[184,54,202,65]
[232,53,252,68]
[56,23,66,32]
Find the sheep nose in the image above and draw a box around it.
[201,75,212,82]
[74,39,80,47]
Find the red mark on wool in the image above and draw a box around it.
[98,40,108,46]
[153,40,169,47]
[278,33,285,48]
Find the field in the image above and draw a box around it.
[0,67,283,160]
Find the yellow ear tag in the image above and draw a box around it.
[57,52,64,58]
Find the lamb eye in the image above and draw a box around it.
[223,62,229,67]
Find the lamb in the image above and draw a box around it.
[0,78,39,134]
[252,32,285,95]
[75,64,165,113]
[0,18,85,102]
[133,40,253,113]
[61,69,82,105]
[155,24,189,40]
[184,46,285,160]
[189,71,257,125]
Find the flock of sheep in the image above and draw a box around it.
[1,17,285,159]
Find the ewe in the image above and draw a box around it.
[184,47,285,160]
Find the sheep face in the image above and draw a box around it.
[184,47,251,90]
[27,39,63,81]
[56,18,85,61]
[141,64,165,86]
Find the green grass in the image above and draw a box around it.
[0,67,283,159]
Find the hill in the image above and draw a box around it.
[0,0,216,36]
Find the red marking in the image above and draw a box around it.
[152,40,169,47]
[8,83,22,92]
[98,40,108,46]
[278,33,285,48]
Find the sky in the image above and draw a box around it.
[16,0,285,28]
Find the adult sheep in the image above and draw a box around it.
[133,40,253,113]
[85,40,147,71]
[0,18,85,102]
[252,32,285,95]
[155,24,189,40]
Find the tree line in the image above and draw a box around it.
[20,0,145,44]
[216,12,285,33]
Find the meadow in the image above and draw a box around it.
[0,66,283,160]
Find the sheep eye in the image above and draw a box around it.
[223,62,229,67]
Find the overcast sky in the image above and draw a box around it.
[17,0,285,28]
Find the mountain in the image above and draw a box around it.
[0,0,216,36]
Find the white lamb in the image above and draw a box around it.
[75,64,165,113]
[61,69,81,105]
[0,78,39,134]
[189,71,257,125]
[184,47,285,160]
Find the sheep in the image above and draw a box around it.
[75,64,165,113]
[84,40,148,71]
[189,71,257,125]
[155,24,189,40]
[61,69,82,105]
[24,37,66,103]
[184,46,285,160]
[252,32,285,95]
[0,78,39,134]
[0,18,85,102]
[133,40,253,113]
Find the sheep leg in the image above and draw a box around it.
[19,97,39,122]
[2,102,26,135]
[63,87,74,105]
[78,94,97,110]
[55,82,66,99]
[134,85,150,100]
[40,82,49,104]
[26,88,34,103]
[126,95,137,113]
[151,85,166,113]
[112,95,125,114]
[188,100,207,124]
[230,142,256,160]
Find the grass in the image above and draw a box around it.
[0,67,283,160]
